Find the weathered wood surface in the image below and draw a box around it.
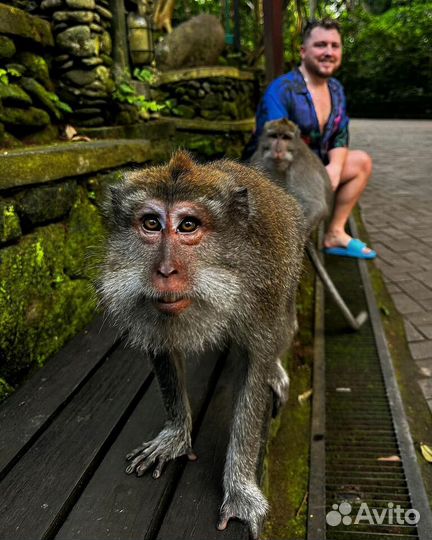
[0,318,255,539]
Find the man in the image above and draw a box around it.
[255,19,375,259]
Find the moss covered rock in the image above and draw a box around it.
[17,52,53,90]
[16,180,77,226]
[0,83,32,106]
[0,106,50,127]
[20,77,62,119]
[0,36,16,59]
[64,186,105,278]
[0,201,21,243]
[0,222,96,383]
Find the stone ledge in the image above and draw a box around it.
[0,5,54,47]
[154,66,255,85]
[168,117,255,133]
[0,139,171,190]
[78,118,176,140]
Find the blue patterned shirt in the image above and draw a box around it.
[255,68,350,164]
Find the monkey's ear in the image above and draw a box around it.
[231,186,250,220]
[168,150,195,181]
[101,181,131,228]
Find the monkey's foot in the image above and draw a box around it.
[217,483,269,539]
[125,425,196,478]
[268,358,290,417]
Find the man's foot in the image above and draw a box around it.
[324,238,376,259]
[324,231,375,256]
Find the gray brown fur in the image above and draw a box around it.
[251,118,333,237]
[97,152,305,538]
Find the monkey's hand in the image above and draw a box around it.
[217,482,269,539]
[268,358,290,417]
[125,423,196,479]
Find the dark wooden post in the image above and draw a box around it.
[263,0,284,84]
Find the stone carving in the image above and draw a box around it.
[155,14,225,71]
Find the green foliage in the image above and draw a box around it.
[113,78,165,119]
[133,67,156,84]
[46,91,73,114]
[339,2,432,116]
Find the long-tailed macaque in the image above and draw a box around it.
[251,118,333,236]
[251,119,367,330]
[98,151,305,538]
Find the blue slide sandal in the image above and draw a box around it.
[324,238,377,260]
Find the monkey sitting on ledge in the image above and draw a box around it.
[251,118,368,330]
[97,151,305,538]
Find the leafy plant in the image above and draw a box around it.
[112,79,165,119]
[133,67,157,84]
[0,67,22,85]
[46,91,73,113]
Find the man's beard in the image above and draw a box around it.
[304,56,339,79]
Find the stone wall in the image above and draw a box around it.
[0,4,62,147]
[0,134,172,400]
[41,0,115,127]
[152,67,257,122]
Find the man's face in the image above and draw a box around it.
[300,27,342,79]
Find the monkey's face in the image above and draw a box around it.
[98,155,245,354]
[132,199,212,316]
[261,121,298,173]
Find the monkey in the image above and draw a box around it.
[97,151,305,538]
[251,119,368,330]
[251,118,333,236]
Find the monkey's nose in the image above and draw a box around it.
[157,263,178,277]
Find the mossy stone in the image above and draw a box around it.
[0,36,16,59]
[0,377,14,402]
[0,106,50,127]
[0,201,22,243]
[173,104,195,118]
[56,25,99,57]
[0,5,54,47]
[0,83,32,106]
[65,0,95,8]
[16,52,52,89]
[0,223,97,383]
[20,77,62,119]
[15,180,77,226]
[64,186,105,278]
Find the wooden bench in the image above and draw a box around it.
[0,316,271,540]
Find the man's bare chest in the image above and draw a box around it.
[308,86,332,133]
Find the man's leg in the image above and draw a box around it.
[324,150,373,252]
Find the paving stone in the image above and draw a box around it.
[416,359,432,377]
[407,312,432,326]
[404,320,424,342]
[418,378,432,399]
[418,326,432,339]
[409,340,432,360]
[386,282,401,294]
[397,280,432,301]
[418,298,432,311]
[392,293,424,315]
[416,270,432,285]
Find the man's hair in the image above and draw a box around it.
[302,19,341,43]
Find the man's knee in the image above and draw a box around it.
[358,150,372,178]
[342,150,372,184]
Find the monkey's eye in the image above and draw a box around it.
[268,133,278,139]
[282,134,293,140]
[142,215,162,231]
[178,217,200,233]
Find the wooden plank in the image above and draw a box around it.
[55,348,224,540]
[0,316,120,479]
[155,348,250,540]
[0,343,152,540]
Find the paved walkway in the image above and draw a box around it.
[350,119,432,409]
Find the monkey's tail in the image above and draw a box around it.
[306,242,368,331]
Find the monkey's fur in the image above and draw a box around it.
[251,118,333,236]
[98,151,305,538]
[251,119,368,331]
